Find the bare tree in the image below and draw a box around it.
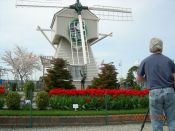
[1,46,41,84]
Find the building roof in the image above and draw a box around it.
[50,8,99,29]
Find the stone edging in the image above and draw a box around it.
[0,114,151,128]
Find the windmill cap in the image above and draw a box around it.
[149,37,163,53]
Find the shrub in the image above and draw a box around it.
[35,91,49,110]
[24,81,35,99]
[0,96,5,109]
[6,91,21,110]
[43,58,75,91]
[90,63,118,89]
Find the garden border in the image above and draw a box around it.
[0,114,151,128]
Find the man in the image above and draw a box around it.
[137,37,175,131]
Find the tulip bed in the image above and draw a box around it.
[49,88,149,111]
[0,86,5,109]
[0,86,5,95]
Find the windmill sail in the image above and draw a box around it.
[16,0,132,21]
[90,5,132,21]
[16,0,61,5]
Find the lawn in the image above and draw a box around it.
[0,108,148,116]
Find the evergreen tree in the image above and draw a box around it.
[125,65,141,89]
[126,69,135,87]
[90,63,118,89]
[43,58,75,91]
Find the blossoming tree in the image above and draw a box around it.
[1,46,41,84]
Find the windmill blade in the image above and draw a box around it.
[16,0,132,21]
[16,4,67,8]
[16,0,66,8]
[77,15,88,65]
[89,5,131,13]
[16,0,61,4]
[89,5,132,21]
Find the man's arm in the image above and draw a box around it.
[136,61,145,82]
[173,73,175,81]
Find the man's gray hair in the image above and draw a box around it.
[149,37,163,53]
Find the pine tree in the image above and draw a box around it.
[43,58,75,91]
[125,65,141,89]
[90,63,118,89]
[126,69,135,87]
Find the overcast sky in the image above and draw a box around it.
[1,0,175,80]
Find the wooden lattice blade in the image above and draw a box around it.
[89,5,132,21]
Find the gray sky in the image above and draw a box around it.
[0,0,175,80]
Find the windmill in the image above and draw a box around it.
[16,0,132,88]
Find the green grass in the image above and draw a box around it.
[0,108,148,116]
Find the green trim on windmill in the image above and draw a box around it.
[68,18,88,48]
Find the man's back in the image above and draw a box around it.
[138,53,174,89]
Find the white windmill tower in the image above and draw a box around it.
[16,0,132,88]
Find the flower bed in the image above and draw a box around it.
[49,88,149,96]
[0,86,5,109]
[49,88,149,110]
[0,86,5,95]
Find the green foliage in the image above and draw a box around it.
[35,91,49,110]
[50,95,86,110]
[125,65,141,89]
[139,95,149,108]
[0,96,5,109]
[84,96,106,110]
[24,81,35,99]
[6,91,21,110]
[43,58,75,91]
[126,70,135,87]
[105,95,145,110]
[90,63,118,89]
[110,95,149,110]
[21,104,31,110]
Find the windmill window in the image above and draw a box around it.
[70,66,82,80]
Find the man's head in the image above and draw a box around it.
[149,37,163,53]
